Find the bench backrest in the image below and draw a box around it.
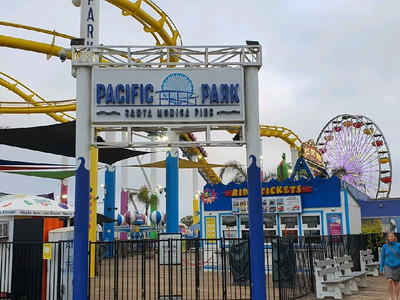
[335,255,354,276]
[360,249,375,263]
[315,258,339,281]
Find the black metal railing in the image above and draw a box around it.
[0,240,73,300]
[0,233,385,299]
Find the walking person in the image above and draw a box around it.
[380,232,400,300]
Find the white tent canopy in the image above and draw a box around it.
[0,194,74,217]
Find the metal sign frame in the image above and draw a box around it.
[71,45,261,149]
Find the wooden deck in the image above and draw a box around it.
[297,274,388,299]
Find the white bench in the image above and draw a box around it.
[360,249,380,277]
[335,255,368,291]
[315,258,353,299]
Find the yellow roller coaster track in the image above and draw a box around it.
[259,125,302,153]
[0,1,303,185]
[0,72,75,123]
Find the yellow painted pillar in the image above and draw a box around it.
[89,147,98,278]
[193,193,200,224]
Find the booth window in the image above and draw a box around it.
[0,222,9,239]
[302,215,321,237]
[263,214,277,237]
[239,215,249,239]
[280,215,298,237]
[221,215,237,238]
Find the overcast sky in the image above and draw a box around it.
[1,0,399,217]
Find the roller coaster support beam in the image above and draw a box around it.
[73,0,99,299]
[244,65,267,299]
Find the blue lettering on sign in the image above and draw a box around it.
[96,80,239,106]
[96,84,154,104]
[201,84,240,104]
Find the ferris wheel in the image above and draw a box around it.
[316,114,392,199]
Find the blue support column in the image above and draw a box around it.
[244,65,267,299]
[74,1,99,298]
[73,157,90,299]
[166,150,179,233]
[103,165,116,256]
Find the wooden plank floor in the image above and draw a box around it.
[297,274,388,299]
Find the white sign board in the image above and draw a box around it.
[263,195,302,214]
[159,233,182,265]
[92,68,245,125]
[232,195,302,214]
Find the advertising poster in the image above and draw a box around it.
[232,198,248,214]
[262,195,302,214]
[381,217,400,233]
[327,213,342,235]
[205,217,216,243]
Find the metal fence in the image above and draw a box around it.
[0,233,385,300]
[0,240,73,300]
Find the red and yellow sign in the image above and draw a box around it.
[225,185,311,197]
[300,139,323,167]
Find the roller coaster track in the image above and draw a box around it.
[259,125,301,153]
[0,1,302,185]
[0,72,75,123]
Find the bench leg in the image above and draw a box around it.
[348,278,359,292]
[317,284,343,299]
[367,267,379,277]
[356,275,368,288]
[340,281,352,295]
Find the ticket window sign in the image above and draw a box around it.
[232,195,302,214]
[232,198,248,214]
[205,216,216,243]
[263,196,302,214]
[159,233,182,265]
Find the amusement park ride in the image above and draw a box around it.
[0,0,393,200]
[0,2,394,299]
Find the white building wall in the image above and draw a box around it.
[345,191,362,234]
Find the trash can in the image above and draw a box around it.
[229,240,250,284]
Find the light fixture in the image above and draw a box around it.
[246,40,260,46]
[101,183,107,195]
[331,208,335,211]
[379,204,384,208]
[70,38,85,46]
[61,194,68,199]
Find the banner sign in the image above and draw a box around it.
[327,213,342,235]
[159,233,182,265]
[232,195,302,214]
[262,195,302,214]
[92,68,244,124]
